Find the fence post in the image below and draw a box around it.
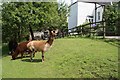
[89,23,92,37]
[80,26,82,36]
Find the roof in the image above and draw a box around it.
[78,0,119,2]
[69,0,119,7]
[77,0,120,5]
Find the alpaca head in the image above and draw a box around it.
[11,49,19,60]
[11,52,17,60]
[49,29,58,37]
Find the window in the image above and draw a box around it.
[98,12,100,20]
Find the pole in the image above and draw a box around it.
[95,3,97,25]
[102,5,106,39]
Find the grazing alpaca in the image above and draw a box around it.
[12,41,31,60]
[27,29,58,62]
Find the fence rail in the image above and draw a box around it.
[68,21,106,38]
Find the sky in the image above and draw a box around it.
[57,0,72,6]
[58,0,79,6]
[58,0,119,6]
[0,0,77,5]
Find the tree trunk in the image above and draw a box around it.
[29,24,34,40]
[18,25,21,42]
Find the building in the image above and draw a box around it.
[68,0,104,30]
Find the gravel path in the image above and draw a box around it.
[105,36,120,40]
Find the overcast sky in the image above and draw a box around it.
[58,0,119,5]
[58,0,72,5]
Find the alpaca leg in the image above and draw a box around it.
[30,52,33,62]
[30,48,35,62]
[33,52,35,57]
[42,51,44,62]
[21,53,23,59]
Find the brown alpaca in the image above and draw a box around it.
[27,29,58,62]
[12,41,31,60]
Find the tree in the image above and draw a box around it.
[2,2,19,42]
[58,2,69,30]
[104,3,119,35]
[116,1,120,35]
[2,2,69,43]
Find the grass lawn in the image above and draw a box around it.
[0,44,2,79]
[2,38,119,78]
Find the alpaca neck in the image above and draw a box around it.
[47,36,54,46]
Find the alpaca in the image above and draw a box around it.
[27,29,58,62]
[12,41,31,60]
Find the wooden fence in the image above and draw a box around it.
[68,21,106,38]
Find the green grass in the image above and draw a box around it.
[2,38,119,78]
[0,44,2,79]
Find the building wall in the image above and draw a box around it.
[68,1,104,30]
[68,2,78,29]
[92,4,104,22]
[77,2,95,25]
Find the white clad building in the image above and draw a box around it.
[68,0,104,30]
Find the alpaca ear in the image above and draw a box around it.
[51,31,54,34]
[55,29,58,33]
